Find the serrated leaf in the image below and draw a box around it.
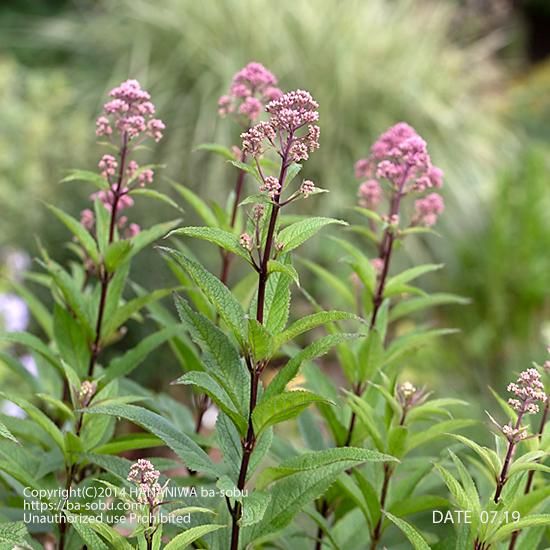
[267,260,300,286]
[406,420,477,453]
[241,491,271,527]
[277,217,347,253]
[384,512,431,550]
[275,311,360,348]
[384,264,443,297]
[450,434,501,477]
[101,326,181,384]
[0,420,18,444]
[131,219,182,258]
[160,248,247,343]
[174,371,247,434]
[169,227,250,262]
[61,169,109,189]
[248,319,273,361]
[252,391,331,435]
[0,522,30,547]
[46,204,99,263]
[229,159,262,183]
[389,293,469,322]
[257,447,396,490]
[174,295,249,412]
[70,517,109,550]
[54,303,89,377]
[489,515,550,543]
[358,329,384,381]
[104,239,133,273]
[164,524,226,550]
[0,392,65,452]
[263,333,358,401]
[85,404,219,477]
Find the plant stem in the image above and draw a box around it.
[508,399,548,549]
[59,135,129,549]
[494,411,525,503]
[229,146,289,550]
[369,463,395,550]
[343,174,407,447]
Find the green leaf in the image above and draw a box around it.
[131,219,182,258]
[216,412,242,479]
[70,517,109,550]
[229,159,262,183]
[0,393,65,453]
[102,326,181,384]
[406,420,477,453]
[278,217,347,253]
[384,264,443,297]
[330,236,377,294]
[104,240,133,273]
[449,434,501,477]
[433,463,470,510]
[0,332,61,373]
[267,260,300,286]
[346,392,384,451]
[54,303,89,377]
[384,512,431,550]
[164,524,226,550]
[174,371,247,434]
[0,420,18,444]
[9,280,53,339]
[263,271,291,335]
[196,142,236,160]
[389,293,470,322]
[284,162,302,186]
[94,433,163,454]
[0,522,31,547]
[160,248,247,343]
[275,311,360,349]
[169,180,219,227]
[102,288,175,339]
[241,491,271,527]
[263,334,358,401]
[0,351,39,389]
[357,329,384,381]
[489,515,550,543]
[130,188,182,211]
[384,328,458,366]
[252,390,331,435]
[298,258,355,307]
[88,521,134,550]
[168,227,250,261]
[61,169,109,190]
[248,319,273,361]
[389,495,449,518]
[174,296,249,412]
[46,204,99,263]
[256,447,396,490]
[85,404,219,476]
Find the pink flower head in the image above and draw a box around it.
[507,368,547,415]
[358,179,382,209]
[359,122,443,194]
[98,154,118,178]
[127,459,164,506]
[80,209,95,231]
[96,79,164,142]
[414,193,445,226]
[242,90,320,163]
[91,186,134,212]
[239,232,253,251]
[300,179,316,198]
[126,223,141,238]
[219,62,282,123]
[260,176,281,199]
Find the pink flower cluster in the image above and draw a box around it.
[127,459,164,506]
[241,90,320,163]
[413,193,445,227]
[355,123,444,226]
[507,368,547,414]
[96,79,165,142]
[218,62,282,122]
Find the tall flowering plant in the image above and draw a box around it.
[0,69,549,550]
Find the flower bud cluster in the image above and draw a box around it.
[354,122,444,227]
[507,368,547,414]
[127,459,164,506]
[218,62,282,122]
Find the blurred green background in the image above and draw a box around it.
[0,0,549,412]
